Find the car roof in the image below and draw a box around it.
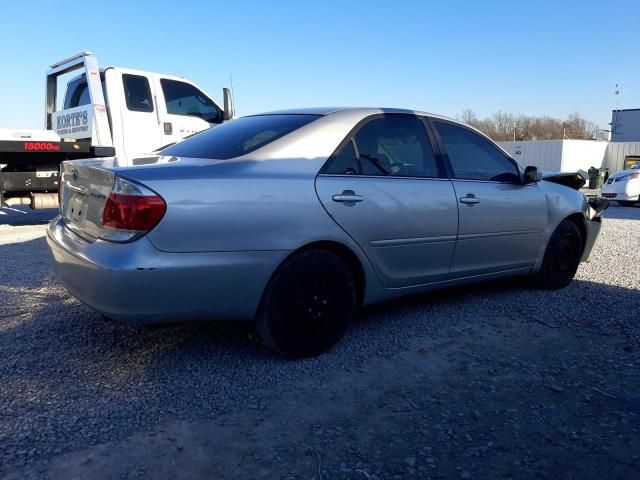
[243,107,504,158]
[248,107,456,121]
[249,107,358,116]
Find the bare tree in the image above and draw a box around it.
[457,108,478,125]
[458,110,599,141]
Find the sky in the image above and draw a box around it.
[1,0,639,131]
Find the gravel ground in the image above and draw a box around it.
[0,205,639,479]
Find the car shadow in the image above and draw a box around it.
[0,206,58,226]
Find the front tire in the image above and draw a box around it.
[256,249,357,358]
[533,219,582,290]
[617,200,638,207]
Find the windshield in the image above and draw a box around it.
[161,114,320,160]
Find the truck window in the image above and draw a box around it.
[63,77,107,109]
[160,79,223,124]
[123,74,154,113]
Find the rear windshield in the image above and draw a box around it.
[63,76,107,110]
[161,114,320,160]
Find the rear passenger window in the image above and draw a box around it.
[354,116,438,177]
[434,121,520,183]
[123,74,153,113]
[324,140,359,175]
[63,78,107,110]
[67,83,90,108]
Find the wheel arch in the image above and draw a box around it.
[296,240,366,305]
[564,212,587,253]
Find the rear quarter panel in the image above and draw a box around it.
[135,159,388,305]
[136,160,346,252]
[123,110,371,253]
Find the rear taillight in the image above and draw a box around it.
[99,177,166,242]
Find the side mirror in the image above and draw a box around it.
[523,165,542,184]
[223,87,234,121]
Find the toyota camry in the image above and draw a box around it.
[47,108,608,357]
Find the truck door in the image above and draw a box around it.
[156,78,223,147]
[119,73,162,158]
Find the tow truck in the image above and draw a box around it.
[0,51,234,209]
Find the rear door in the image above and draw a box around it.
[430,119,547,278]
[156,77,223,147]
[315,114,458,288]
[119,73,162,157]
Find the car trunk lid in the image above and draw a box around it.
[59,159,115,240]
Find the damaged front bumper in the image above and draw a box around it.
[580,217,602,262]
[580,197,609,262]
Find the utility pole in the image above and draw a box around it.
[612,83,621,138]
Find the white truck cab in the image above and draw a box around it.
[48,52,234,164]
[60,66,229,162]
[1,52,233,207]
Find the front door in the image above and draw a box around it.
[315,114,459,288]
[431,119,547,278]
[156,78,223,147]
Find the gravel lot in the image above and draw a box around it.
[1,205,639,479]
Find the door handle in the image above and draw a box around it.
[332,190,363,203]
[459,194,480,205]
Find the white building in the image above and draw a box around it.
[606,142,640,171]
[498,139,640,174]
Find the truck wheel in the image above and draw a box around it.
[256,249,357,358]
[617,200,637,207]
[533,219,582,290]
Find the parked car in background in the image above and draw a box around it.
[601,164,640,206]
[47,108,607,357]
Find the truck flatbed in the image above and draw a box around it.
[0,139,115,206]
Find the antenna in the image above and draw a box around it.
[230,74,235,113]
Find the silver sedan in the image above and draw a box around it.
[47,108,607,357]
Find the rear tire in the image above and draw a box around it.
[256,249,357,358]
[533,219,582,290]
[617,200,638,207]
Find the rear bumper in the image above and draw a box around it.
[46,216,288,324]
